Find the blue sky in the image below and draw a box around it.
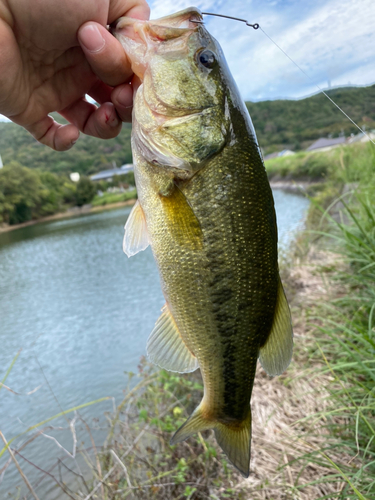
[149,0,375,101]
[0,0,374,122]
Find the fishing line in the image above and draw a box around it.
[201,12,375,146]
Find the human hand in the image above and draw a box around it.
[0,0,149,151]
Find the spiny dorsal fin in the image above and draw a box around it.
[259,279,293,376]
[147,303,199,373]
[123,200,150,257]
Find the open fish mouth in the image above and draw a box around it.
[111,8,210,117]
[111,7,203,42]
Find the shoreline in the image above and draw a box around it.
[0,198,137,234]
[269,179,321,193]
[0,178,314,235]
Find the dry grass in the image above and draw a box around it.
[70,247,358,500]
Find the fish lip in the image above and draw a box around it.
[111,7,203,39]
[112,8,208,116]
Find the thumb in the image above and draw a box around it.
[78,22,132,87]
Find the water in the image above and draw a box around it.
[0,190,309,498]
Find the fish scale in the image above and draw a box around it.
[116,7,293,477]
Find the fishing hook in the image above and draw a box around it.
[201,12,259,29]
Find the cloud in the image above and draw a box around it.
[148,0,375,100]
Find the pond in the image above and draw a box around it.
[0,189,309,498]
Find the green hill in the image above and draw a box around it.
[0,116,133,176]
[247,84,375,153]
[0,85,374,173]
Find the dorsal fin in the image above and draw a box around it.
[123,200,150,257]
[259,279,293,376]
[147,303,199,373]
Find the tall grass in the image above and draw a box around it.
[294,182,375,498]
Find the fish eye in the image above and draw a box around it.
[197,49,217,69]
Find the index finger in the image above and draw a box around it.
[108,0,150,24]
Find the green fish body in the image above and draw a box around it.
[115,8,293,477]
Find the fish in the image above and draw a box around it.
[113,7,293,477]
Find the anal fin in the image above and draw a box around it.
[259,279,293,376]
[147,304,199,373]
[123,200,150,257]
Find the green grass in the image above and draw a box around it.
[265,139,375,498]
[99,361,247,500]
[91,189,137,207]
[290,165,375,498]
[265,142,375,184]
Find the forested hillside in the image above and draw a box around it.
[247,84,375,153]
[0,116,132,176]
[0,85,374,174]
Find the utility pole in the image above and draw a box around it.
[0,153,3,169]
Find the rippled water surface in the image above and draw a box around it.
[0,190,309,498]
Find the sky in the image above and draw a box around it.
[0,0,374,122]
[149,0,375,101]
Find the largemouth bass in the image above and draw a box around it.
[114,7,293,477]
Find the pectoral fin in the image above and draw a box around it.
[123,200,150,257]
[160,185,203,251]
[147,303,199,373]
[259,279,293,376]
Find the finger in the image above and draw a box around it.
[108,0,150,23]
[60,98,122,139]
[122,0,150,20]
[111,83,133,122]
[27,116,80,151]
[78,23,132,87]
[89,80,113,105]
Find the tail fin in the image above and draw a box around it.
[214,412,252,478]
[170,405,252,478]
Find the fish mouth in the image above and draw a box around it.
[112,8,207,117]
[111,7,202,42]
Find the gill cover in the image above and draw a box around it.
[114,8,230,174]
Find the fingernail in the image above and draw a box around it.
[79,24,105,52]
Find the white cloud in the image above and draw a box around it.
[149,0,218,20]
[148,0,375,100]
[0,115,11,122]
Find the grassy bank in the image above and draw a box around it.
[3,143,374,499]
[91,189,137,207]
[265,142,375,185]
[89,143,375,499]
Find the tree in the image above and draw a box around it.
[74,177,97,206]
[0,162,43,224]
